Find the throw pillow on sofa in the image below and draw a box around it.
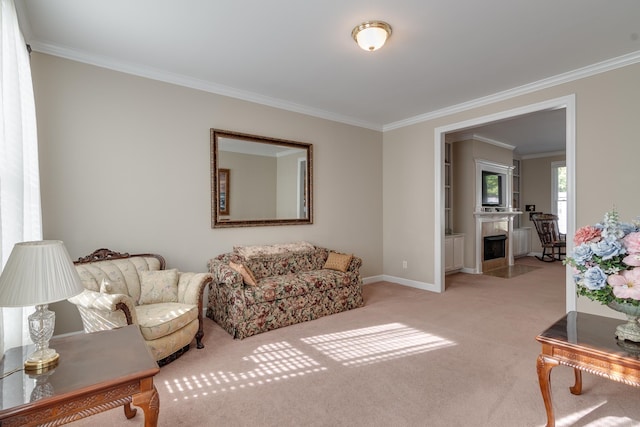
[139,268,179,304]
[99,277,128,295]
[323,252,353,272]
[229,261,258,286]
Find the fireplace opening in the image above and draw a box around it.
[484,235,507,261]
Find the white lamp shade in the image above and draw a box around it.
[0,240,84,307]
[352,21,392,52]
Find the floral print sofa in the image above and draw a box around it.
[68,248,212,365]
[207,243,364,339]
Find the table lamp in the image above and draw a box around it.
[0,240,84,373]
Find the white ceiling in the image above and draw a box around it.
[15,0,640,155]
[447,108,567,157]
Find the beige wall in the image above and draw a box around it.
[219,151,277,219]
[383,62,640,317]
[31,53,383,334]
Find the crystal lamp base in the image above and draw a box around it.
[25,304,59,373]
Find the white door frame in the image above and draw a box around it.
[434,95,576,313]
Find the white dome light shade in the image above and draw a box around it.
[352,21,392,52]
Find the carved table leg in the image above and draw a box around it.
[537,354,559,427]
[132,380,160,427]
[123,402,137,419]
[570,368,582,395]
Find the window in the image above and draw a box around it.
[1,0,43,352]
[551,161,567,234]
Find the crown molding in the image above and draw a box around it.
[28,38,640,135]
[521,150,566,160]
[28,41,384,132]
[383,50,640,132]
[447,133,516,151]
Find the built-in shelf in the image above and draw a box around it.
[444,142,453,235]
[513,227,532,257]
[513,159,521,228]
[445,233,465,272]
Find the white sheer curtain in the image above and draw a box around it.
[0,0,43,355]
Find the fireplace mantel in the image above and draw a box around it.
[473,210,523,274]
[474,210,522,218]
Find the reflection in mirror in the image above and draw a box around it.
[211,129,313,228]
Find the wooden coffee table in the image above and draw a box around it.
[0,325,160,426]
[536,311,640,427]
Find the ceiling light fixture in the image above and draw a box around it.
[352,21,392,52]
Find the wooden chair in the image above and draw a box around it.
[531,213,566,262]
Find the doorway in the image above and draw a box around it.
[434,95,576,312]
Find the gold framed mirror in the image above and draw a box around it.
[211,129,313,228]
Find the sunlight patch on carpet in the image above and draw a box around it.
[162,325,456,400]
[482,264,540,279]
[301,323,456,367]
[163,341,327,401]
[539,401,612,427]
[583,417,640,426]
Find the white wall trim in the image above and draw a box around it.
[448,133,516,151]
[26,36,640,134]
[362,275,385,285]
[378,275,439,292]
[434,95,576,312]
[27,41,383,132]
[521,150,566,160]
[564,96,577,312]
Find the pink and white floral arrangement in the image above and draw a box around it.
[565,210,640,305]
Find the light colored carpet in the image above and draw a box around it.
[482,263,541,279]
[69,257,640,427]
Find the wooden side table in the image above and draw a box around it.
[536,311,640,427]
[0,325,160,426]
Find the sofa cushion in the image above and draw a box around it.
[139,269,179,304]
[246,274,304,304]
[229,262,257,286]
[245,269,350,305]
[145,319,199,361]
[243,248,329,280]
[323,252,353,272]
[135,302,199,341]
[234,241,315,258]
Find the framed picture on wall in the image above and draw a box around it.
[218,168,230,215]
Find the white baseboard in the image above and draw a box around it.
[363,274,439,292]
[374,275,439,292]
[362,275,384,285]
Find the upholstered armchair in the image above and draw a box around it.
[68,248,212,365]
